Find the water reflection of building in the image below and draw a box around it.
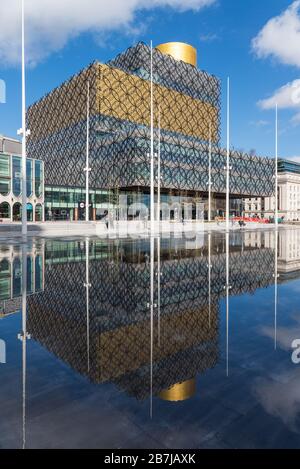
[0,245,44,317]
[243,230,300,276]
[26,235,277,402]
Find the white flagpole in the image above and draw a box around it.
[150,41,154,234]
[226,77,230,231]
[21,0,27,236]
[85,81,90,222]
[157,106,161,224]
[275,104,278,229]
[208,121,212,222]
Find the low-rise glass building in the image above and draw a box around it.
[0,136,44,222]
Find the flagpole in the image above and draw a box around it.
[275,104,278,229]
[150,41,154,234]
[85,81,90,222]
[226,77,230,231]
[21,0,27,237]
[157,106,161,224]
[208,121,212,222]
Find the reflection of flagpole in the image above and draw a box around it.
[149,236,155,418]
[18,245,30,449]
[208,232,212,328]
[274,105,279,348]
[225,231,230,377]
[84,238,91,372]
[157,236,161,346]
[274,230,278,350]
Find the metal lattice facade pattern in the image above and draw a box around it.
[27,42,275,199]
[26,236,276,399]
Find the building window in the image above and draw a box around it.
[13,203,22,222]
[26,159,33,197]
[0,154,10,196]
[12,156,21,197]
[35,160,43,198]
[27,203,33,222]
[0,154,10,177]
[0,177,10,196]
[0,202,10,219]
[35,255,43,292]
[12,258,21,298]
[0,259,10,301]
[35,204,43,222]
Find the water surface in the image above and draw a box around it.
[1,230,300,449]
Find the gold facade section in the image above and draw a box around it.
[98,64,218,142]
[159,379,196,402]
[156,42,197,67]
[27,60,218,143]
[98,305,218,381]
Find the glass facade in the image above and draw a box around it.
[12,156,21,196]
[35,160,43,197]
[26,159,33,197]
[0,258,10,301]
[0,154,10,196]
[0,153,44,221]
[45,186,110,220]
[0,252,44,303]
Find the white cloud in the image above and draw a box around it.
[254,369,300,430]
[258,79,300,110]
[0,0,216,66]
[258,79,300,126]
[252,1,300,68]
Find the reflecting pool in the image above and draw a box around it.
[1,229,300,448]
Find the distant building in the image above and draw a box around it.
[0,136,44,222]
[244,159,300,221]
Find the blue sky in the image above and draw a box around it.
[0,0,299,159]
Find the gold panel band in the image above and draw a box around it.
[99,64,218,143]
